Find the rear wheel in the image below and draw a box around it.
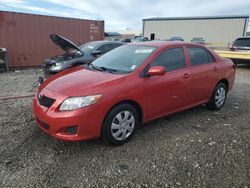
[207,82,227,110]
[102,104,139,145]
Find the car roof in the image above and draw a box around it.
[129,41,203,47]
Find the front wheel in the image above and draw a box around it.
[102,104,139,145]
[207,83,227,110]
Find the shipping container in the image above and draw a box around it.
[0,11,104,68]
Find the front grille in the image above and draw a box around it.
[38,95,55,108]
[45,63,54,69]
[42,62,50,69]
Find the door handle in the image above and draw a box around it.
[183,73,190,78]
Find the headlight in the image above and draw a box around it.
[54,62,66,66]
[59,95,102,111]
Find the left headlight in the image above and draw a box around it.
[59,95,102,111]
[54,61,66,66]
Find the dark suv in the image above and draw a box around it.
[43,34,124,76]
[229,37,250,51]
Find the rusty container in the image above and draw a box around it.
[0,11,104,68]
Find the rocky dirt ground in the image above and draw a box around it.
[0,67,249,187]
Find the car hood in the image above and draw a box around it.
[39,67,126,96]
[50,34,84,54]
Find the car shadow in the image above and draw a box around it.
[69,105,210,149]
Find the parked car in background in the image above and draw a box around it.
[165,36,184,41]
[229,37,250,51]
[111,38,121,41]
[191,37,205,44]
[133,37,149,43]
[120,38,132,43]
[43,34,124,76]
[34,41,235,145]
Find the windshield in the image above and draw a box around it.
[91,45,157,73]
[234,38,250,46]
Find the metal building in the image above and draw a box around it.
[142,15,249,47]
[0,11,104,68]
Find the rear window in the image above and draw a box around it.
[188,47,214,65]
[234,38,250,46]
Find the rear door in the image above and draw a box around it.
[145,47,191,120]
[186,46,220,105]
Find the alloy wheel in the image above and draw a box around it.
[215,87,226,107]
[111,111,135,141]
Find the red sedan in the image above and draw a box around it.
[33,41,236,145]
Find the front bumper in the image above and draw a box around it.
[42,67,57,78]
[33,90,104,141]
[42,62,71,77]
[42,65,62,77]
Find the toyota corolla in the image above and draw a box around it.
[33,41,235,145]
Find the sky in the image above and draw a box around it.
[0,0,250,31]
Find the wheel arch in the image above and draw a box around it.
[104,99,144,125]
[209,79,229,102]
[217,79,229,90]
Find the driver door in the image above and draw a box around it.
[144,47,191,120]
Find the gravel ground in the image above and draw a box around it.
[0,67,249,187]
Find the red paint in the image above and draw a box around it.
[33,42,235,141]
[147,66,166,76]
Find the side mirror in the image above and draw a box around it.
[92,50,102,56]
[147,66,166,76]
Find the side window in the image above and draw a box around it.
[96,44,115,54]
[151,47,186,72]
[188,47,214,65]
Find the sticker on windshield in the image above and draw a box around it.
[135,48,153,54]
[87,46,95,49]
[130,65,137,70]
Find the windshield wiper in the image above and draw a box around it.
[88,64,117,73]
[98,66,117,73]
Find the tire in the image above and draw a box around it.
[207,82,227,110]
[102,103,139,146]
